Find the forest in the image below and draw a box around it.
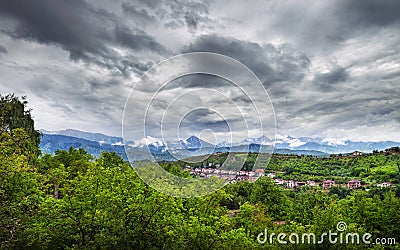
[1,94,399,249]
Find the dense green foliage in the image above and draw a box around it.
[178,152,270,171]
[2,145,400,249]
[267,153,400,185]
[0,94,41,152]
[1,96,399,249]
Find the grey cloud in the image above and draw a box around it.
[26,73,127,124]
[127,0,217,33]
[119,0,215,32]
[0,0,112,56]
[184,13,200,31]
[164,20,185,29]
[0,0,166,74]
[153,0,215,32]
[229,94,255,105]
[180,109,231,133]
[183,34,311,89]
[119,58,153,75]
[183,1,211,31]
[165,74,233,89]
[313,67,349,91]
[185,13,205,30]
[129,0,161,9]
[275,85,400,135]
[0,44,7,54]
[268,84,292,98]
[268,0,400,53]
[114,25,166,54]
[162,106,242,137]
[340,0,400,27]
[121,2,158,26]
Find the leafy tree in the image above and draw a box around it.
[221,180,253,210]
[0,94,41,152]
[249,177,291,220]
[0,128,42,248]
[233,202,273,238]
[329,186,352,199]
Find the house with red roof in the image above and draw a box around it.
[323,180,335,189]
[347,180,361,189]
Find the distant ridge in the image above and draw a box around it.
[40,134,127,159]
[40,129,400,161]
[40,129,124,145]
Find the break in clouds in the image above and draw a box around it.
[0,0,399,143]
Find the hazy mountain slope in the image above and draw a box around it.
[40,134,127,159]
[40,129,400,161]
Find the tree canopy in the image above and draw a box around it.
[0,94,41,152]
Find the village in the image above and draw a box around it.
[188,166,397,189]
[186,149,399,189]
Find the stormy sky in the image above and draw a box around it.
[0,0,399,143]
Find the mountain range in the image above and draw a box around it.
[39,129,400,161]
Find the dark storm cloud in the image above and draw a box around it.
[180,109,234,132]
[171,1,211,30]
[0,0,166,74]
[275,88,400,134]
[182,1,212,31]
[120,0,214,32]
[313,67,349,91]
[268,0,400,52]
[129,0,161,9]
[165,74,232,89]
[120,57,153,74]
[114,25,166,54]
[340,0,400,27]
[0,44,7,54]
[229,94,255,105]
[323,0,400,46]
[158,0,215,32]
[121,2,157,26]
[183,34,311,89]
[0,0,111,56]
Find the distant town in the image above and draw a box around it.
[186,148,400,189]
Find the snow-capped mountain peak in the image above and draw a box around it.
[134,136,165,148]
[321,137,348,146]
[181,136,202,148]
[275,134,306,147]
[179,136,214,150]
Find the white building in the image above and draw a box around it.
[377,182,396,188]
[307,180,316,187]
[286,180,296,188]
